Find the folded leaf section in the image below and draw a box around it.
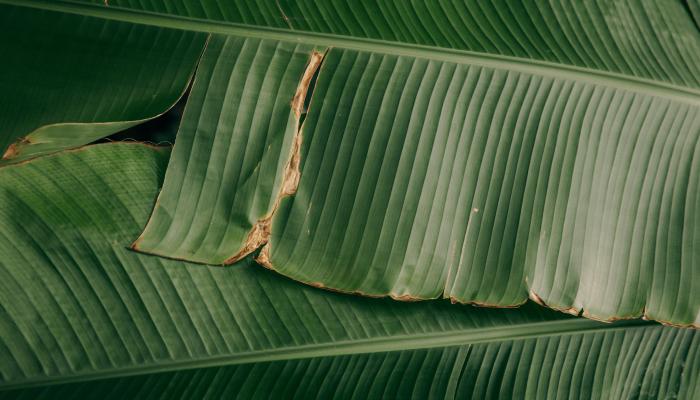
[0,4,206,164]
[263,47,700,327]
[132,35,321,264]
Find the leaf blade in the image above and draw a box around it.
[263,47,700,326]
[0,143,695,399]
[64,0,700,90]
[131,36,323,264]
[2,327,698,399]
[0,4,206,163]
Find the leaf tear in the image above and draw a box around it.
[225,49,325,265]
[292,51,324,118]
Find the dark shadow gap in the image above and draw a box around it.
[98,88,189,146]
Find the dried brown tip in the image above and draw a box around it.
[528,289,546,306]
[254,243,274,269]
[390,293,424,302]
[2,137,31,160]
[2,143,18,160]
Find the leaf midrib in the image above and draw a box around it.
[0,318,650,390]
[4,0,700,107]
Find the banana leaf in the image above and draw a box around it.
[16,0,698,326]
[0,144,696,399]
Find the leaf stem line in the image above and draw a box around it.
[0,318,649,390]
[3,0,700,106]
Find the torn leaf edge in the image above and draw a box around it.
[223,49,326,265]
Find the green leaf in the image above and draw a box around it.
[688,0,700,28]
[70,0,700,89]
[22,0,697,325]
[0,144,696,399]
[262,47,700,327]
[0,4,206,164]
[3,329,699,399]
[132,35,324,264]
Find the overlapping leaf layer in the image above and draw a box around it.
[0,144,695,399]
[0,4,205,163]
[133,36,320,264]
[263,47,700,327]
[56,0,697,326]
[0,1,698,397]
[0,143,570,384]
[116,34,700,325]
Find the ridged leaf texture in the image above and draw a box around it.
[78,0,700,89]
[107,18,700,325]
[3,329,700,399]
[263,47,700,327]
[0,1,699,398]
[0,4,206,164]
[133,36,321,264]
[0,144,696,398]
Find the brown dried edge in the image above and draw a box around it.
[0,141,168,169]
[257,226,697,328]
[222,49,326,265]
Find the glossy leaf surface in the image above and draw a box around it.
[35,0,699,325]
[0,4,205,164]
[0,145,696,399]
[262,47,700,327]
[132,36,321,264]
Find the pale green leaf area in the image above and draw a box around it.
[127,39,700,326]
[0,4,206,164]
[132,35,322,264]
[0,144,697,399]
[265,47,700,327]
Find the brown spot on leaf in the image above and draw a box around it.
[224,219,272,264]
[2,143,19,160]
